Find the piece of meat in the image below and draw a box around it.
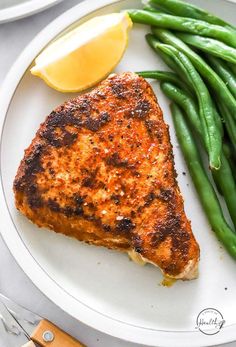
[14,72,199,280]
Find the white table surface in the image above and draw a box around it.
[0,1,236,346]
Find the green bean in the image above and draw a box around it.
[217,101,236,152]
[160,82,201,134]
[145,34,177,72]
[211,100,224,138]
[150,41,222,169]
[150,0,235,29]
[224,142,236,162]
[226,62,236,77]
[160,81,223,138]
[143,4,160,12]
[171,103,236,258]
[223,143,236,180]
[127,10,236,48]
[161,82,236,227]
[212,153,236,228]
[143,2,171,14]
[223,142,233,160]
[146,34,192,89]
[152,28,236,121]
[137,70,190,92]
[205,55,236,99]
[176,33,236,64]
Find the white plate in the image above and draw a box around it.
[0,0,236,346]
[0,0,63,23]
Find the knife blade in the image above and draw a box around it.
[0,312,16,347]
[0,297,35,346]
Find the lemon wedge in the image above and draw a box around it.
[30,13,132,92]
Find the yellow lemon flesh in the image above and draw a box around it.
[31,13,132,92]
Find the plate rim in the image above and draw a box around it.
[0,0,63,23]
[0,0,236,346]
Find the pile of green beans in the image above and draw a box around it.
[129,0,236,259]
[171,104,236,259]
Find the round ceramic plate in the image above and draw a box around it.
[1,0,236,346]
[0,0,63,23]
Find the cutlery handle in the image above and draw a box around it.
[30,319,86,347]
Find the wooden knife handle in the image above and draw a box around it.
[30,319,86,347]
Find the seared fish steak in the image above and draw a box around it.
[14,72,199,280]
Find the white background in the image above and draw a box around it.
[0,1,236,346]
